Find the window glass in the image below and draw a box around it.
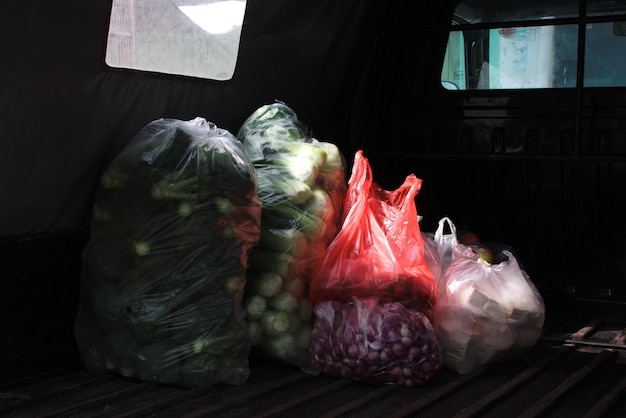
[442,25,578,90]
[441,0,626,90]
[585,22,626,87]
[105,0,246,80]
[441,31,466,90]
[488,25,574,89]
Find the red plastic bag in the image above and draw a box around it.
[309,150,437,315]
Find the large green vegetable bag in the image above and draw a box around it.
[237,102,347,369]
[74,117,262,388]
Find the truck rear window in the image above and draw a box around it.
[442,0,626,90]
[105,0,246,80]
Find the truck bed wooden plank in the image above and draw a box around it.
[1,317,626,418]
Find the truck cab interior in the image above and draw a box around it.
[2,0,626,416]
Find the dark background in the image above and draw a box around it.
[2,0,626,381]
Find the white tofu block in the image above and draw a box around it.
[476,318,515,350]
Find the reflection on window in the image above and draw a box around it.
[105,0,247,80]
[441,0,626,90]
[585,22,626,87]
[489,26,557,89]
[441,31,466,90]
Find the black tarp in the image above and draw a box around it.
[0,0,393,236]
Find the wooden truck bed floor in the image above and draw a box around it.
[2,301,625,418]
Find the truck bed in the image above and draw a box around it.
[2,301,625,418]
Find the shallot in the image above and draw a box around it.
[308,297,443,387]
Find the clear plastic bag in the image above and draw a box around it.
[433,244,545,374]
[237,102,347,368]
[421,216,458,290]
[74,117,262,388]
[433,216,459,272]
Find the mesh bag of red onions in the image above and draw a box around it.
[308,297,443,387]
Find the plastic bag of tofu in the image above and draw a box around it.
[432,244,545,374]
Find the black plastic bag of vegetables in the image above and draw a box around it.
[74,117,262,388]
[237,102,347,369]
[308,297,443,387]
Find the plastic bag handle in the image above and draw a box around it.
[434,216,457,247]
[433,216,459,269]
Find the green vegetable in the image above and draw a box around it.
[262,203,325,241]
[260,311,290,336]
[270,291,298,313]
[258,228,309,257]
[151,176,199,200]
[134,241,151,256]
[282,157,319,186]
[273,177,312,204]
[248,272,283,298]
[260,334,297,359]
[304,189,339,243]
[244,295,266,320]
[302,188,332,218]
[270,142,327,181]
[318,141,343,172]
[223,275,244,294]
[100,167,130,189]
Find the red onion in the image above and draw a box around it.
[308,297,443,387]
